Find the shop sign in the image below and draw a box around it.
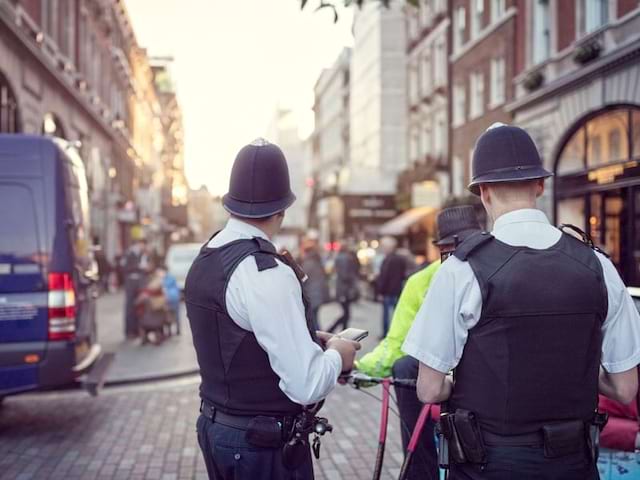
[344,195,396,220]
[411,181,441,208]
[588,161,638,185]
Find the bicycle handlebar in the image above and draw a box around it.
[341,372,417,388]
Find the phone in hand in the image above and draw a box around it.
[336,328,369,342]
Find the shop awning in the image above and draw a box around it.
[378,206,435,236]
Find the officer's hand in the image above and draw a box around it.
[326,337,361,373]
[316,331,334,348]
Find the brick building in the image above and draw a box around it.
[449,0,515,196]
[508,0,640,288]
[0,0,187,260]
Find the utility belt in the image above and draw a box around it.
[436,409,608,468]
[200,399,332,470]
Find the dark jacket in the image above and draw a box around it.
[334,250,360,301]
[377,252,407,297]
[301,251,330,309]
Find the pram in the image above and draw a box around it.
[135,270,176,345]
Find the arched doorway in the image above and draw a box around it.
[0,71,20,133]
[42,112,67,139]
[554,105,640,287]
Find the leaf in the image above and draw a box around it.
[407,0,420,6]
[301,0,309,9]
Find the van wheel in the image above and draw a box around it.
[0,397,4,407]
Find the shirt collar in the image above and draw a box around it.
[226,217,271,241]
[492,208,551,233]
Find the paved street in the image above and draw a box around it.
[0,300,406,480]
[98,292,198,384]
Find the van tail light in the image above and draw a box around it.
[48,272,76,341]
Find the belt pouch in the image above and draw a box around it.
[440,413,467,464]
[245,416,283,448]
[542,420,584,459]
[453,409,487,464]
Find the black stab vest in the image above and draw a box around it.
[185,236,315,417]
[450,231,608,435]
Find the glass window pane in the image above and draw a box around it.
[586,110,629,167]
[557,197,585,231]
[589,194,602,248]
[558,128,585,174]
[633,110,640,158]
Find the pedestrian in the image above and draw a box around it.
[403,124,640,479]
[357,204,481,480]
[185,138,361,480]
[122,237,152,338]
[376,236,406,337]
[326,242,360,333]
[300,238,330,332]
[161,266,181,335]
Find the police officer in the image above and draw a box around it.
[403,124,640,479]
[185,139,360,480]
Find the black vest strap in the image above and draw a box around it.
[453,231,494,261]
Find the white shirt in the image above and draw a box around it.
[207,218,342,405]
[403,208,640,374]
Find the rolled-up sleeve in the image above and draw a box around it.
[402,257,481,373]
[240,259,342,405]
[597,253,640,373]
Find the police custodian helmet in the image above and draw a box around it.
[468,124,553,195]
[222,138,296,218]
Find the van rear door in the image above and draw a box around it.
[0,181,48,367]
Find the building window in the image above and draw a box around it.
[469,72,484,119]
[434,112,446,156]
[454,7,466,53]
[452,155,464,195]
[408,8,419,41]
[41,0,59,43]
[59,0,76,61]
[471,0,484,39]
[532,0,551,65]
[421,53,432,98]
[0,73,20,133]
[453,84,466,127]
[409,61,419,105]
[578,0,609,35]
[423,122,432,158]
[434,0,446,16]
[420,1,432,29]
[434,36,446,87]
[557,108,633,174]
[490,57,505,107]
[491,0,506,23]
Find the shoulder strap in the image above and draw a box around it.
[453,231,494,261]
[559,224,610,258]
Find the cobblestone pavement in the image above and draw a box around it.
[1,300,408,479]
[0,376,403,480]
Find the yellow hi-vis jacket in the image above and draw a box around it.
[356,260,441,378]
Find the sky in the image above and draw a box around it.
[125,0,354,196]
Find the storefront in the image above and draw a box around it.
[554,106,640,287]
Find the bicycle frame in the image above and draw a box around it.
[345,373,436,480]
[373,378,391,480]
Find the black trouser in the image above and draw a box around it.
[326,301,351,333]
[196,414,314,480]
[449,445,599,480]
[391,356,439,480]
[124,275,142,336]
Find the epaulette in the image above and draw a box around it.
[453,231,494,261]
[559,224,610,258]
[252,237,279,271]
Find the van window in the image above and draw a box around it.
[0,184,39,264]
[65,157,91,264]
